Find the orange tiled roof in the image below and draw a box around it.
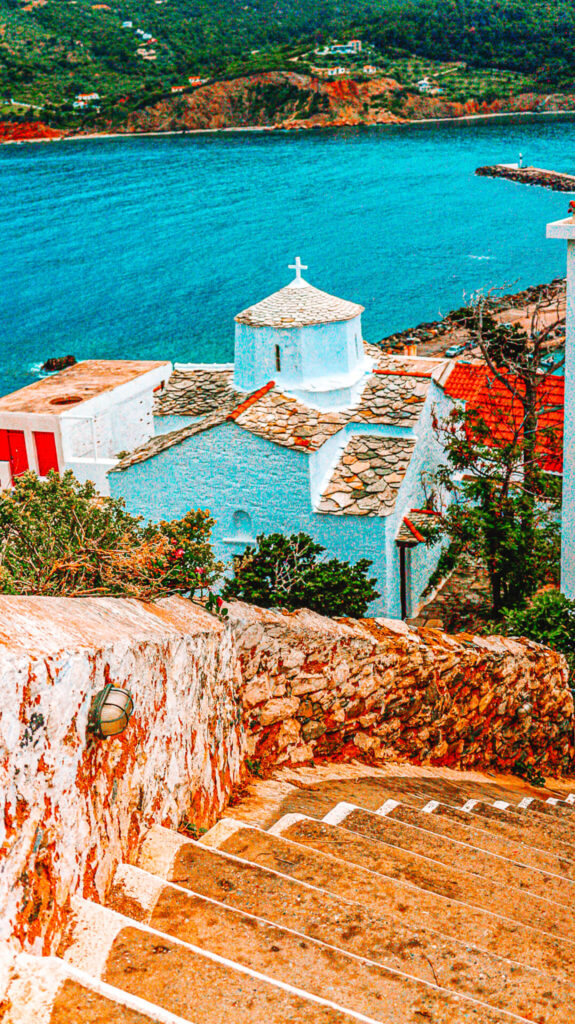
[444,362,564,474]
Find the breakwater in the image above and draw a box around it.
[476,164,575,192]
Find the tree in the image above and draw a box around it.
[0,471,221,600]
[427,286,564,613]
[222,532,379,618]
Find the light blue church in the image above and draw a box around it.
[110,260,451,617]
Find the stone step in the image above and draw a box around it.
[417,780,575,822]
[2,951,195,1024]
[377,795,575,881]
[104,862,548,1024]
[312,776,575,863]
[236,776,575,881]
[456,800,575,852]
[269,812,575,941]
[136,824,575,1020]
[198,818,575,980]
[60,896,397,1024]
[317,801,575,907]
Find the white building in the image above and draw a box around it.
[547,213,575,598]
[0,361,171,495]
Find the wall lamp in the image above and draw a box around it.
[88,684,134,739]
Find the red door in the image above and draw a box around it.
[33,431,59,476]
[0,430,29,482]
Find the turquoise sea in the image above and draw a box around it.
[1,115,575,396]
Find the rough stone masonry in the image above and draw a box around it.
[0,594,572,955]
[229,602,574,774]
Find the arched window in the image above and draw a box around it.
[275,345,281,372]
[232,510,253,541]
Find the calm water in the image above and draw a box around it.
[1,116,575,395]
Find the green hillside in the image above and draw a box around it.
[0,0,573,124]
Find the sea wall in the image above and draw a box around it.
[229,602,574,773]
[0,596,243,953]
[476,164,575,192]
[0,594,572,956]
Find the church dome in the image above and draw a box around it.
[235,271,364,329]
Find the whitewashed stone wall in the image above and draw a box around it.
[0,596,243,954]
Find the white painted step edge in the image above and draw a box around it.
[325,799,575,884]
[63,897,399,1024]
[4,951,199,1024]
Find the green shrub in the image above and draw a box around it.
[497,590,575,681]
[222,532,379,618]
[0,470,221,600]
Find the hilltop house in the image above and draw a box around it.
[108,260,453,617]
[0,361,170,494]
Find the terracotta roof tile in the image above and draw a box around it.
[444,362,564,473]
[396,509,440,544]
[227,381,275,420]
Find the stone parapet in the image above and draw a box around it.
[0,596,243,953]
[228,602,574,775]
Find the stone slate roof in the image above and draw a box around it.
[154,367,237,417]
[396,508,442,543]
[232,370,431,451]
[115,355,440,477]
[235,281,364,328]
[317,435,417,516]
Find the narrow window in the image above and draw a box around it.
[275,345,281,372]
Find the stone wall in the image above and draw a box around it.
[229,602,574,774]
[0,596,243,954]
[1,594,573,958]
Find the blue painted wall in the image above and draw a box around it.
[111,382,453,617]
[110,420,391,613]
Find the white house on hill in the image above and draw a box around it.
[108,261,452,617]
[0,360,171,494]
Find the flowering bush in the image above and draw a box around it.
[0,471,221,600]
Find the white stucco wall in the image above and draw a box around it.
[383,382,453,618]
[234,316,366,398]
[0,365,171,497]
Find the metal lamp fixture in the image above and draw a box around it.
[88,683,134,739]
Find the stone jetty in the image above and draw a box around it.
[476,163,575,191]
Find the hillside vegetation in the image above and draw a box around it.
[1,0,574,126]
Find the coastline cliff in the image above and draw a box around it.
[3,73,575,143]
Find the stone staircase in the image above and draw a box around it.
[4,765,575,1024]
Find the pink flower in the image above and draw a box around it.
[174,548,184,559]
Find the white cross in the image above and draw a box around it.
[289,256,308,282]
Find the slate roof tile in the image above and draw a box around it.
[235,282,364,328]
[316,435,417,517]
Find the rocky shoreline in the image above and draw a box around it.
[476,164,575,192]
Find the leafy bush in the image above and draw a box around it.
[497,590,575,681]
[222,531,379,618]
[0,471,221,599]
